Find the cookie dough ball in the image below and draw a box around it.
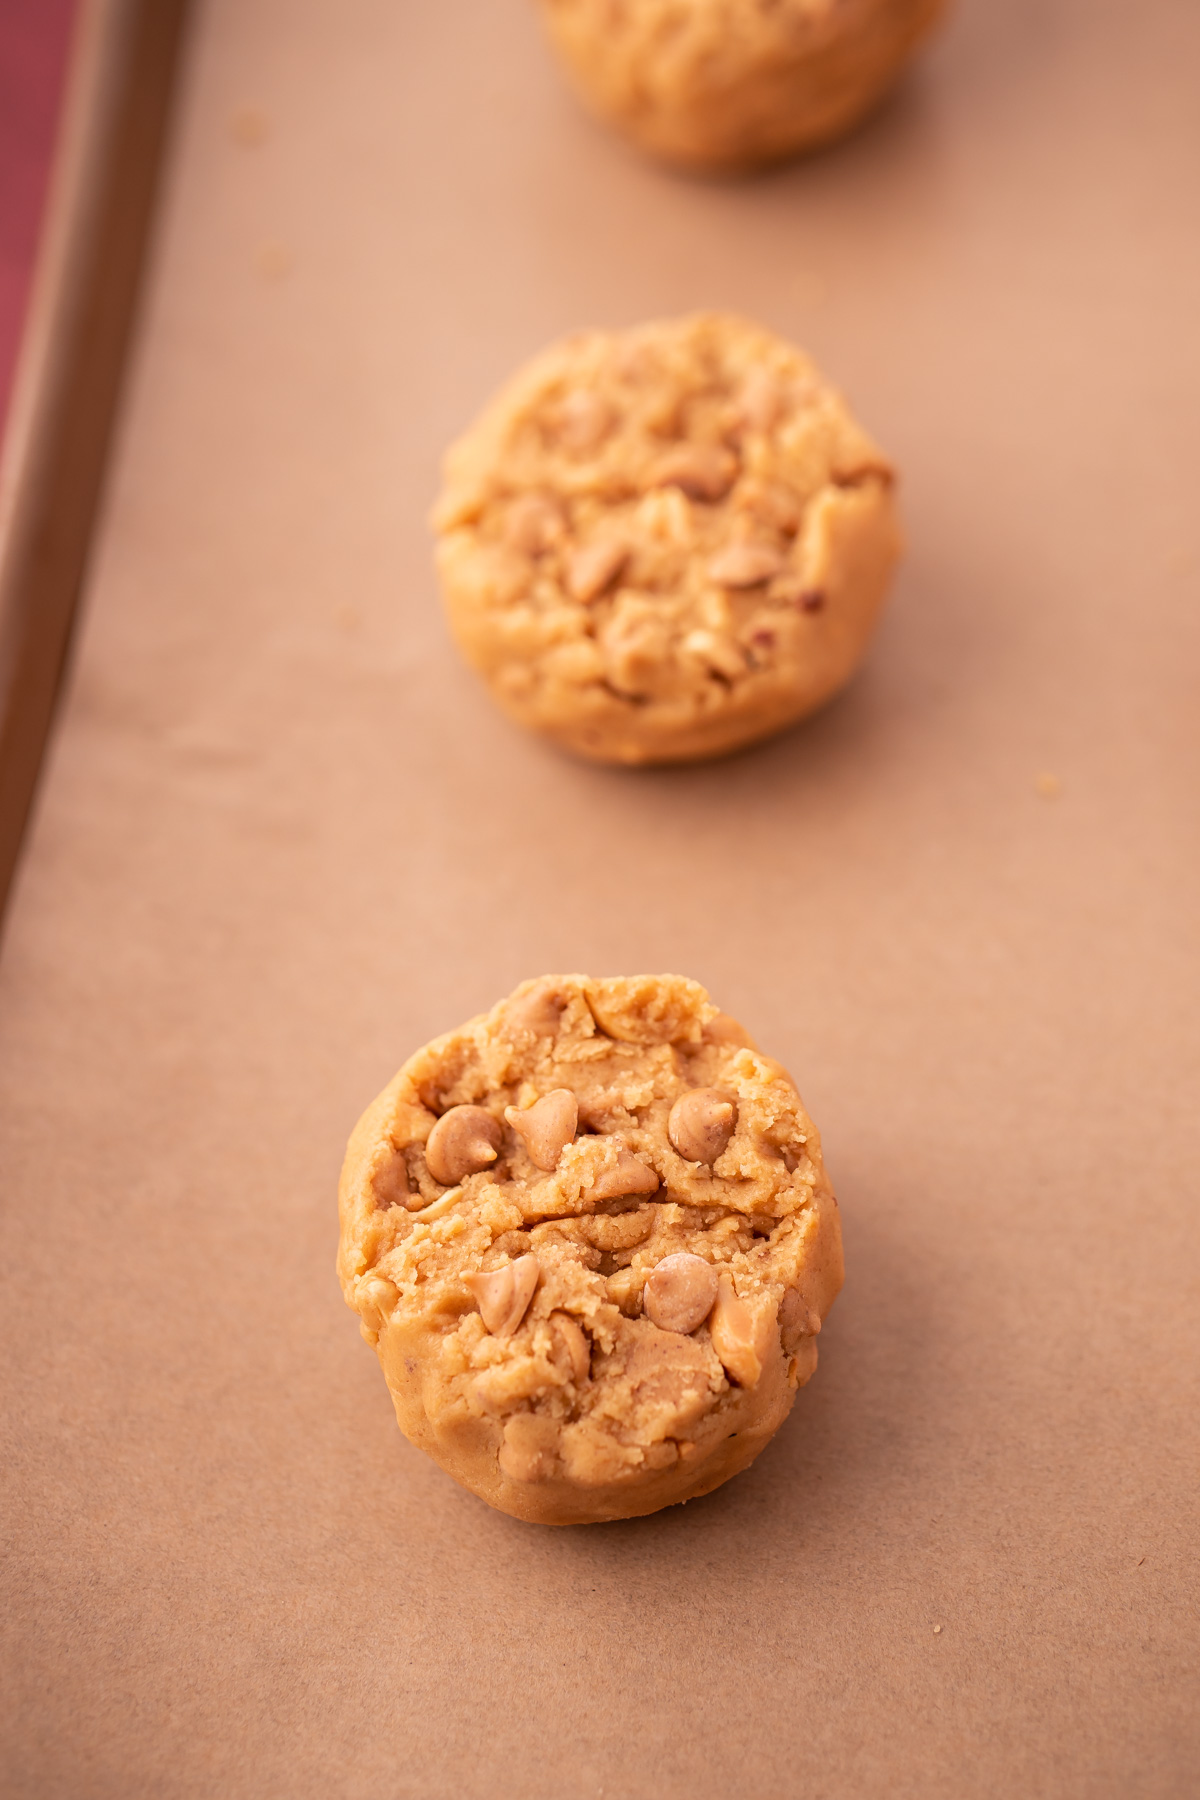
[537,0,949,172]
[433,313,900,766]
[337,974,844,1526]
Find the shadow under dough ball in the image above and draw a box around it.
[537,0,950,172]
[338,974,844,1526]
[433,312,902,766]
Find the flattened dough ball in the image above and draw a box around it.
[432,313,901,765]
[537,0,949,173]
[337,974,844,1525]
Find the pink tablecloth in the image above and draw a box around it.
[0,0,76,431]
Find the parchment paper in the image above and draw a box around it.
[2,1,1198,1795]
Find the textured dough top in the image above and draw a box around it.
[433,313,898,763]
[338,974,844,1523]
[544,0,898,72]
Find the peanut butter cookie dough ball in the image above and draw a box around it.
[537,0,949,172]
[433,313,900,766]
[338,975,844,1526]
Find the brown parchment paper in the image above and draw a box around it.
[2,2,1198,1795]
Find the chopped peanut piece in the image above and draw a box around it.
[550,1311,592,1383]
[355,1273,398,1336]
[710,1275,762,1387]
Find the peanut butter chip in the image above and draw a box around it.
[425,1105,502,1184]
[702,1011,756,1048]
[707,542,784,587]
[589,1149,660,1203]
[463,1252,540,1336]
[710,1275,762,1387]
[648,442,737,501]
[504,1089,579,1170]
[668,1088,738,1164]
[504,980,567,1039]
[643,1253,719,1336]
[566,537,628,603]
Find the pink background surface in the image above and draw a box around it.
[0,0,76,429]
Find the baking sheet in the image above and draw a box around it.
[2,0,1198,1795]
[0,0,76,426]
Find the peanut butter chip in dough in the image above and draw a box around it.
[710,1275,762,1388]
[505,1089,579,1170]
[649,441,737,501]
[504,979,568,1039]
[703,1012,757,1049]
[737,369,783,433]
[589,1149,661,1202]
[566,537,628,603]
[643,1253,719,1335]
[707,542,784,587]
[426,1105,502,1184]
[668,1088,737,1163]
[464,1253,541,1336]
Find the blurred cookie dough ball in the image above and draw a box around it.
[432,312,901,766]
[537,0,949,172]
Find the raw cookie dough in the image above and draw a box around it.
[537,0,949,172]
[338,974,844,1526]
[433,312,900,766]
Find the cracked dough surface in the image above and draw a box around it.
[537,0,949,171]
[433,313,900,765]
[338,974,844,1525]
